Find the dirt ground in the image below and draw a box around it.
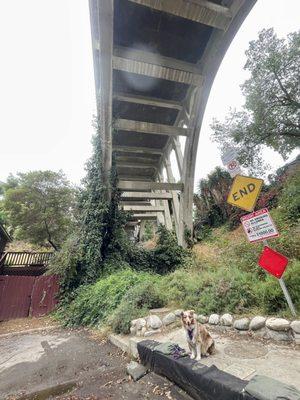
[0,316,58,335]
[0,327,192,400]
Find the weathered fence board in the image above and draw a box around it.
[0,276,35,320]
[0,275,59,321]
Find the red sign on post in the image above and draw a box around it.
[258,246,288,278]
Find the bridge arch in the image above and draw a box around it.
[89,0,256,245]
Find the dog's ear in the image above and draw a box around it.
[180,311,184,318]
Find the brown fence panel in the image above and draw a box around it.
[0,276,35,320]
[30,275,59,317]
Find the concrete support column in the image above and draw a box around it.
[139,220,146,241]
[90,0,114,199]
[158,173,172,231]
[164,159,180,238]
[171,137,183,178]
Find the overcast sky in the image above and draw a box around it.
[0,0,299,188]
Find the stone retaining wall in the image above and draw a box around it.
[130,309,300,345]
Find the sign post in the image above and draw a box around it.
[261,240,297,317]
[278,278,297,317]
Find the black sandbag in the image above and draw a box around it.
[137,340,255,400]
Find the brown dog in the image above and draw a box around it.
[181,310,215,360]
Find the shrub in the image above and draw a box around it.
[110,279,164,334]
[122,225,190,275]
[277,167,300,224]
[149,226,190,274]
[160,266,261,315]
[57,268,160,328]
[47,233,83,293]
[260,259,300,315]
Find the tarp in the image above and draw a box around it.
[244,375,300,400]
[138,340,255,400]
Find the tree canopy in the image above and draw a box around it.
[211,28,300,174]
[3,170,75,250]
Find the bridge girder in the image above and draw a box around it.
[89,0,256,245]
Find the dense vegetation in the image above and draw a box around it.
[57,165,299,333]
[48,125,189,294]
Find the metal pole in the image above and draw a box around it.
[278,278,297,317]
[263,240,297,317]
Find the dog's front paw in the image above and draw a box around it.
[196,355,202,361]
[190,353,195,360]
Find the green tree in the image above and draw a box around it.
[195,167,232,228]
[211,28,300,174]
[3,170,75,250]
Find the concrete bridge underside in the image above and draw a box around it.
[89,0,256,245]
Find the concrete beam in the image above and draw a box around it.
[114,92,182,111]
[115,119,191,137]
[123,205,165,212]
[117,162,157,170]
[130,213,159,220]
[120,201,152,206]
[121,192,173,200]
[118,176,154,181]
[113,145,163,155]
[116,155,159,164]
[113,46,203,86]
[118,181,183,191]
[128,0,231,30]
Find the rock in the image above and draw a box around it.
[208,314,220,325]
[252,327,268,339]
[130,326,137,336]
[291,320,300,334]
[174,309,184,317]
[144,329,162,337]
[293,333,300,345]
[147,315,162,330]
[141,327,147,336]
[131,319,138,327]
[250,316,266,331]
[135,318,146,330]
[197,315,209,324]
[234,318,250,330]
[266,328,292,342]
[162,312,176,326]
[266,318,290,332]
[220,313,233,326]
[126,361,148,381]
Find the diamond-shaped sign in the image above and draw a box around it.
[227,175,264,212]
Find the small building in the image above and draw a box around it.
[0,223,11,254]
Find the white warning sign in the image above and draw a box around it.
[226,159,242,178]
[240,208,279,243]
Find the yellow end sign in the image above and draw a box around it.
[227,175,264,212]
